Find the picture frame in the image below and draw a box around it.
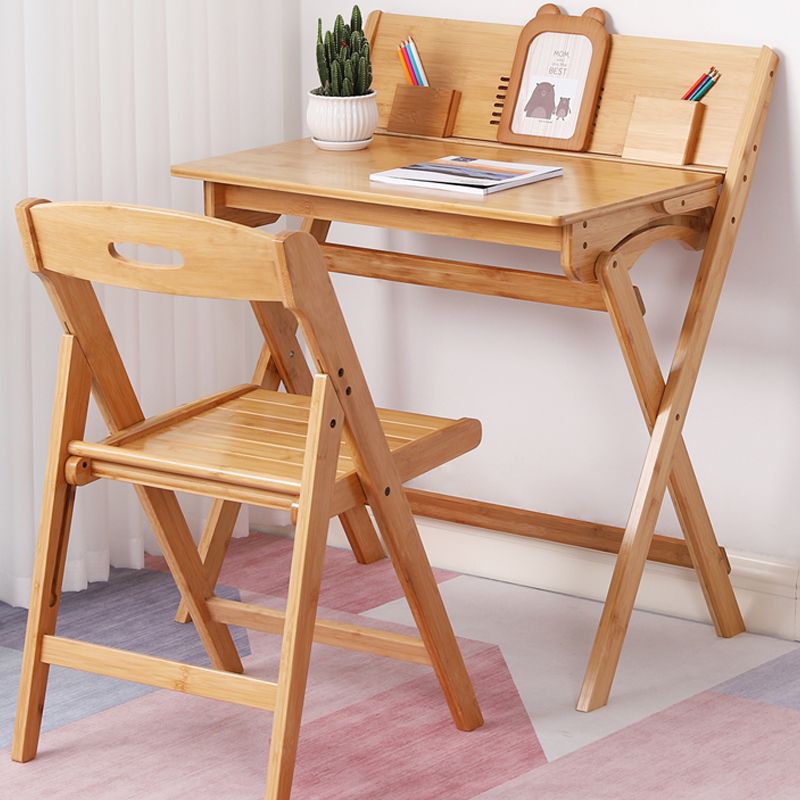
[497,4,611,152]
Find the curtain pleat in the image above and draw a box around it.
[1,0,290,607]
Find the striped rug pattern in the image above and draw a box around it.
[1,531,799,798]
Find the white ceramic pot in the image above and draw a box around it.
[306,90,378,150]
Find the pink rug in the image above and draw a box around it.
[2,532,800,798]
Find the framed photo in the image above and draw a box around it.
[498,5,610,152]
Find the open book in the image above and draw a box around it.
[369,155,563,196]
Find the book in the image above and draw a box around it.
[369,155,563,196]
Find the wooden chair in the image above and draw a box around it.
[11,199,484,800]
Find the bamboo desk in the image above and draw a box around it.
[171,11,777,713]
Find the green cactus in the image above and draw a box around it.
[334,14,345,48]
[316,41,330,87]
[330,59,342,96]
[312,6,373,97]
[356,55,368,95]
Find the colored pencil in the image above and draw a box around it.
[397,44,415,85]
[406,36,429,87]
[403,39,424,87]
[682,66,713,100]
[400,42,419,85]
[692,70,721,101]
[689,68,718,101]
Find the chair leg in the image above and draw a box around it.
[174,499,240,624]
[265,375,343,800]
[136,485,244,674]
[250,302,387,565]
[12,335,91,762]
[368,490,484,731]
[178,307,384,627]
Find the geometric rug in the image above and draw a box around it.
[0,531,798,798]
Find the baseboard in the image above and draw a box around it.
[298,515,799,642]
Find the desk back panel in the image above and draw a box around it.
[367,12,764,170]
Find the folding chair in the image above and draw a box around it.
[12,199,484,799]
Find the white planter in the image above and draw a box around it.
[306,90,378,150]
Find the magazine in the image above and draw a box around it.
[369,155,563,196]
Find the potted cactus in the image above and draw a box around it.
[307,5,378,150]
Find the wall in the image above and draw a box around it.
[296,0,800,567]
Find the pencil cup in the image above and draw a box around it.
[622,96,705,165]
[386,85,462,138]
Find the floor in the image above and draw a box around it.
[1,531,799,798]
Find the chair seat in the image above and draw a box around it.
[67,385,481,514]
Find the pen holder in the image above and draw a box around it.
[386,85,462,138]
[622,96,705,165]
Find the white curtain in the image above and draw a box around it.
[0,0,297,608]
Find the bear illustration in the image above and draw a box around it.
[524,82,556,119]
[555,97,571,119]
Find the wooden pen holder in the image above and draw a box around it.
[386,84,462,138]
[622,96,705,165]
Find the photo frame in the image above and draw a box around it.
[498,4,611,152]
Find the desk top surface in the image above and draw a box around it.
[172,135,721,227]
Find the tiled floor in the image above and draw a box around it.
[0,531,798,798]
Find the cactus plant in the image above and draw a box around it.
[313,5,373,97]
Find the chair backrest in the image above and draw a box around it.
[366,11,772,170]
[20,200,284,301]
[16,198,369,438]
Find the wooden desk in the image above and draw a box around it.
[171,10,777,714]
[173,136,721,284]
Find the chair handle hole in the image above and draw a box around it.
[108,242,184,269]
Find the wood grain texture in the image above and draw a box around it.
[597,252,742,633]
[622,97,704,165]
[323,242,607,310]
[27,201,282,301]
[40,636,276,710]
[266,375,344,800]
[12,335,92,762]
[405,488,727,570]
[207,597,430,665]
[70,387,479,516]
[278,217,386,565]
[366,12,766,169]
[577,47,778,713]
[172,136,719,229]
[278,230,483,732]
[387,85,462,138]
[16,199,244,676]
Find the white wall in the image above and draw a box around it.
[297,0,800,562]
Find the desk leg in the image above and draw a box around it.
[577,252,745,712]
[598,253,743,639]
